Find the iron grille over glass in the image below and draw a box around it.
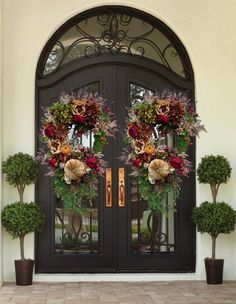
[129,83,176,253]
[54,82,102,254]
[40,7,191,80]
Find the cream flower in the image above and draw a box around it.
[156,99,170,115]
[48,139,64,154]
[71,99,86,115]
[64,159,87,184]
[131,139,146,154]
[148,159,171,183]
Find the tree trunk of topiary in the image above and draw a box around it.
[19,235,25,260]
[210,183,220,204]
[210,183,220,259]
[211,236,216,259]
[17,184,25,203]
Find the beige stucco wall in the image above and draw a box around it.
[1,0,236,282]
[0,0,3,286]
[0,0,3,287]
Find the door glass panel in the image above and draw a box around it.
[129,83,176,253]
[54,82,101,254]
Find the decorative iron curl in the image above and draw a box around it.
[146,210,169,252]
[40,11,187,79]
[56,209,92,245]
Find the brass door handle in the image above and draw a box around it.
[119,168,125,207]
[106,168,112,207]
[107,181,111,206]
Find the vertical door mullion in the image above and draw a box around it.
[115,66,130,268]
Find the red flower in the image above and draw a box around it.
[133,158,141,167]
[44,124,55,138]
[170,157,183,170]
[73,114,85,124]
[86,157,98,169]
[128,125,139,138]
[49,158,58,168]
[157,115,169,124]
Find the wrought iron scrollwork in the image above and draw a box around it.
[129,84,176,254]
[130,176,176,254]
[147,211,168,252]
[55,207,99,253]
[41,10,187,78]
[131,210,175,253]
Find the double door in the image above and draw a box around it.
[36,57,195,273]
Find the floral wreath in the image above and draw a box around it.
[39,92,117,210]
[123,92,205,212]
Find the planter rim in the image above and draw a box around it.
[14,259,34,263]
[204,258,224,261]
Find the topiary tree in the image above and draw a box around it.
[2,152,45,261]
[192,201,236,259]
[193,154,235,260]
[197,155,231,203]
[1,202,45,260]
[2,153,38,203]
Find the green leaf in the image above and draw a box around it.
[138,169,179,213]
[197,155,231,185]
[54,175,97,211]
[2,153,38,188]
[192,201,236,238]
[1,202,45,239]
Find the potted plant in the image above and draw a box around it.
[1,153,45,285]
[192,155,236,284]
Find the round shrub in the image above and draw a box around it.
[197,155,231,185]
[2,153,38,188]
[1,202,45,239]
[192,201,236,238]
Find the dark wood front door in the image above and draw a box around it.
[36,56,195,273]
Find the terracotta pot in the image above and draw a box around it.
[14,259,34,285]
[205,258,224,284]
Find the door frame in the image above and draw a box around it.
[35,54,195,273]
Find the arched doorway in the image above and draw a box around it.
[35,6,195,273]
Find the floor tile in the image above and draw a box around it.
[0,281,235,304]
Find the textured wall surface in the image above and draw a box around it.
[1,0,236,282]
[0,0,3,287]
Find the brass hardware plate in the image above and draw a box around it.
[106,168,112,207]
[119,167,125,207]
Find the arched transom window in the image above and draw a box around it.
[39,7,192,81]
